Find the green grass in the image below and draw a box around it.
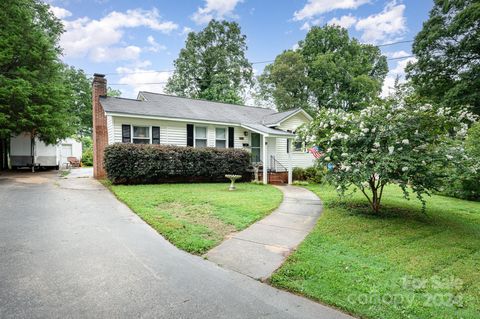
[271,184,480,319]
[108,183,282,254]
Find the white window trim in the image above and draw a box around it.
[292,139,305,153]
[131,125,152,144]
[215,127,228,148]
[194,125,207,148]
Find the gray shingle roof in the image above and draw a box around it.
[241,123,295,136]
[261,109,302,126]
[100,92,304,136]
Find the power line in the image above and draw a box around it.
[0,40,415,77]
[86,39,415,77]
[107,55,416,86]
[377,40,414,47]
[103,54,415,80]
[387,55,415,60]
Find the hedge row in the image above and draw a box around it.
[104,143,251,184]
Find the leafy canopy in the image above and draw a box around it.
[165,20,253,105]
[258,25,388,113]
[64,66,121,137]
[302,90,476,213]
[0,0,75,144]
[406,0,480,115]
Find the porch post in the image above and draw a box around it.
[287,138,292,185]
[262,135,268,185]
[288,154,292,185]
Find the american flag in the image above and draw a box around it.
[308,146,323,159]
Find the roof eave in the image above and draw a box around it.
[265,108,313,127]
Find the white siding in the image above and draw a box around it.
[111,116,247,149]
[274,138,315,169]
[112,116,187,146]
[107,115,114,144]
[235,127,248,148]
[275,112,315,169]
[278,112,310,132]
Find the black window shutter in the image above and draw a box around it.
[286,138,290,153]
[122,125,131,143]
[152,126,160,144]
[228,127,234,148]
[186,124,194,146]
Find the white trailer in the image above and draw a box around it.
[10,133,82,169]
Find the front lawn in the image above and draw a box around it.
[109,183,282,254]
[271,184,480,319]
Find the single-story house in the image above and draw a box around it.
[92,73,315,184]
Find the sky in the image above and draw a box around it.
[46,0,433,99]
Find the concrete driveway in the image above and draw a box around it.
[0,169,352,319]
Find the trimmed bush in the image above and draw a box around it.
[104,143,251,184]
[293,167,307,181]
[293,166,324,183]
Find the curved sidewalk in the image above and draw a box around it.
[206,185,322,281]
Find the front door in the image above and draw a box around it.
[251,133,261,163]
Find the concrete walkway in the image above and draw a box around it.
[0,171,351,319]
[206,185,322,281]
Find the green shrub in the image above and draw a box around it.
[104,143,251,184]
[293,167,306,181]
[293,166,324,183]
[81,147,93,166]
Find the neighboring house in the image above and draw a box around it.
[92,74,315,184]
[9,133,82,170]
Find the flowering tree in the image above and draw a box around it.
[304,101,476,213]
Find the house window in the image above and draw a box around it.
[251,133,261,162]
[293,138,304,152]
[215,127,226,148]
[195,126,207,147]
[133,126,150,144]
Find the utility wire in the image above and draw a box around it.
[101,55,416,79]
[106,55,416,85]
[0,40,415,77]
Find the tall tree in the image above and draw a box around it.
[406,0,480,115]
[64,66,121,137]
[165,20,253,105]
[258,25,388,113]
[0,0,75,144]
[258,51,311,113]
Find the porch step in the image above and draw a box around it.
[259,172,288,184]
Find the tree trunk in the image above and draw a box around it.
[359,176,385,214]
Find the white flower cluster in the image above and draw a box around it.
[330,132,349,141]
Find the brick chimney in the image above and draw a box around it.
[92,73,108,179]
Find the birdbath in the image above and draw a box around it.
[225,174,242,191]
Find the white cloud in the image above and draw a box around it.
[381,56,416,97]
[181,26,194,35]
[116,63,172,98]
[386,50,410,58]
[146,36,167,52]
[327,15,357,29]
[191,0,243,24]
[90,46,141,62]
[59,8,178,62]
[294,0,370,21]
[355,1,407,44]
[50,6,72,19]
[300,18,322,31]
